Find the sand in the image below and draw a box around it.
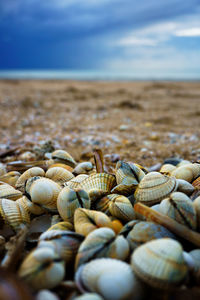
[0,79,200,166]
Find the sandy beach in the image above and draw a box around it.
[0,79,200,166]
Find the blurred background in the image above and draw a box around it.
[0,0,200,79]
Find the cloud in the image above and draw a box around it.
[175,27,200,37]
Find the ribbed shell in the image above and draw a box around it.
[193,196,200,230]
[52,150,76,168]
[15,167,45,192]
[131,238,188,289]
[0,171,20,187]
[65,174,89,189]
[79,173,116,202]
[28,178,62,211]
[17,196,45,215]
[75,258,134,300]
[75,227,129,269]
[108,194,136,222]
[192,176,200,190]
[73,162,93,175]
[39,230,84,262]
[18,247,65,290]
[57,187,90,222]
[159,192,197,230]
[171,163,200,182]
[0,183,22,200]
[0,198,30,231]
[134,172,178,206]
[93,196,110,215]
[126,221,175,250]
[45,167,74,185]
[47,221,74,231]
[74,208,113,236]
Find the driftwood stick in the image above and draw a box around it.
[93,148,104,173]
[134,202,200,247]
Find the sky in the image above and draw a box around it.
[0,0,200,78]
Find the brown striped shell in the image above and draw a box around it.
[75,227,129,269]
[47,221,74,232]
[108,194,136,222]
[45,167,74,185]
[134,172,178,206]
[0,171,20,187]
[65,174,89,189]
[193,196,200,230]
[131,238,188,289]
[51,150,76,168]
[57,187,90,223]
[171,163,200,182]
[0,183,22,200]
[159,192,197,230]
[15,167,45,192]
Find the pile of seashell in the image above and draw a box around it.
[0,147,200,300]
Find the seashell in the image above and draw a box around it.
[177,160,192,167]
[73,161,93,175]
[192,176,200,190]
[119,220,140,237]
[48,163,73,172]
[79,173,116,203]
[0,198,30,231]
[108,194,136,222]
[177,179,194,195]
[0,163,6,176]
[93,195,111,215]
[18,247,65,290]
[0,183,22,200]
[17,196,45,215]
[73,293,103,300]
[159,192,197,230]
[65,174,89,189]
[75,227,129,269]
[39,230,84,263]
[126,221,175,250]
[7,160,54,172]
[75,258,135,300]
[45,167,74,185]
[111,161,145,195]
[171,163,200,182]
[0,171,20,187]
[57,187,90,223]
[163,158,182,166]
[74,208,113,236]
[188,249,200,285]
[111,219,124,234]
[47,221,74,232]
[134,172,178,206]
[193,196,200,230]
[131,238,188,289]
[15,167,45,192]
[27,214,52,242]
[51,149,77,168]
[36,290,60,300]
[160,163,176,174]
[27,178,62,211]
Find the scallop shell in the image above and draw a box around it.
[74,208,113,236]
[159,192,197,230]
[28,178,62,211]
[15,167,45,192]
[0,183,22,200]
[65,174,89,189]
[45,167,74,185]
[171,163,200,182]
[75,258,135,300]
[134,172,178,206]
[39,230,84,263]
[57,187,90,223]
[18,247,65,290]
[0,198,30,231]
[75,227,129,269]
[131,238,188,288]
[51,150,76,168]
[108,194,136,222]
[79,173,116,203]
[0,171,20,187]
[73,162,93,175]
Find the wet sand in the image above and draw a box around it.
[0,79,200,166]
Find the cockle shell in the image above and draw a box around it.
[73,294,103,300]
[0,171,20,187]
[65,174,89,189]
[177,179,194,195]
[75,227,129,269]
[57,187,90,223]
[27,178,62,211]
[15,167,45,192]
[74,208,113,236]
[134,172,178,206]
[108,194,136,222]
[51,150,76,168]
[17,196,45,215]
[125,221,175,250]
[111,161,145,195]
[93,195,110,215]
[0,183,22,200]
[18,247,65,290]
[193,196,200,230]
[131,238,188,289]
[0,198,30,231]
[47,221,74,232]
[75,258,135,300]
[171,163,200,182]
[79,173,116,203]
[73,162,93,175]
[160,164,176,174]
[192,176,200,190]
[39,230,84,263]
[45,167,74,185]
[159,192,197,230]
